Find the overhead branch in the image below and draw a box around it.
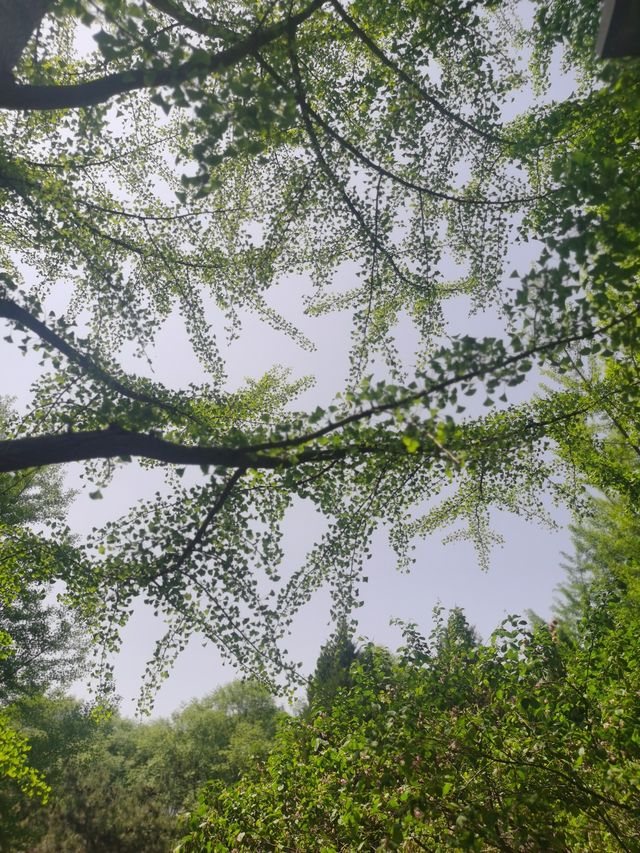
[328,0,505,145]
[0,428,279,473]
[164,467,247,579]
[1,301,631,475]
[0,0,54,78]
[0,397,613,476]
[0,0,327,110]
[259,55,540,209]
[0,423,391,473]
[0,295,196,425]
[244,314,630,453]
[284,35,420,294]
[145,0,238,41]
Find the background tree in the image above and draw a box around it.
[3,680,282,853]
[0,397,84,708]
[0,587,87,707]
[305,618,360,711]
[0,696,96,852]
[179,559,640,851]
[0,398,87,842]
[532,441,640,643]
[178,393,640,850]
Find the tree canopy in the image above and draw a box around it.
[0,679,281,852]
[0,0,638,697]
[0,398,88,832]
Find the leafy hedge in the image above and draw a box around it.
[179,596,640,851]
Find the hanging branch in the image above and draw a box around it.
[0,295,197,425]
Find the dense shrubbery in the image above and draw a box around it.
[178,497,640,851]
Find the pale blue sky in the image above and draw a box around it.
[2,251,572,718]
[0,14,578,716]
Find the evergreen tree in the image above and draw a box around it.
[306,620,360,710]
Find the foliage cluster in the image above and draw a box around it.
[179,491,640,852]
[0,5,639,848]
[0,399,86,825]
[1,680,281,852]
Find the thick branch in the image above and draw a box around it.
[2,301,631,474]
[0,425,372,472]
[0,0,53,78]
[0,402,609,476]
[0,0,327,110]
[0,429,281,473]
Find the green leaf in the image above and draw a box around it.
[402,436,420,454]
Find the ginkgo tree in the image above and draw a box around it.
[0,0,638,698]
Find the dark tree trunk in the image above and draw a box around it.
[0,0,54,79]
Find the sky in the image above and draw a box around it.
[0,7,576,718]
[2,255,572,718]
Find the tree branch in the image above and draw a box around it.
[0,0,327,111]
[145,0,238,41]
[328,0,505,145]
[244,314,631,453]
[164,467,247,579]
[2,299,631,474]
[284,35,420,294]
[0,0,54,78]
[0,429,280,473]
[0,295,196,424]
